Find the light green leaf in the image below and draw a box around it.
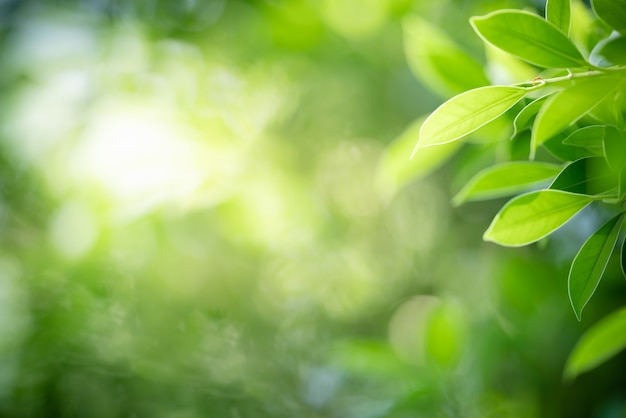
[483,190,593,247]
[549,157,616,196]
[592,0,626,34]
[562,126,606,156]
[512,95,550,138]
[470,10,586,68]
[453,161,561,206]
[377,118,462,199]
[602,126,626,173]
[547,0,571,35]
[403,16,490,98]
[532,76,624,155]
[416,86,526,152]
[565,306,626,379]
[568,213,624,321]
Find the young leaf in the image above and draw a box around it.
[532,76,624,154]
[470,10,586,68]
[550,157,616,195]
[562,126,606,157]
[565,307,626,380]
[483,190,593,247]
[602,126,626,173]
[568,213,624,321]
[591,0,626,34]
[546,0,571,35]
[377,117,462,198]
[416,86,526,152]
[403,16,490,98]
[453,161,561,206]
[512,95,550,138]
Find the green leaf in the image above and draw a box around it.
[470,10,586,68]
[377,118,462,198]
[453,161,561,206]
[550,157,617,195]
[543,127,594,161]
[532,76,624,154]
[416,86,526,151]
[483,190,593,247]
[621,235,626,279]
[562,126,607,157]
[546,0,572,35]
[590,34,626,67]
[512,95,550,138]
[568,213,624,321]
[619,166,626,201]
[565,307,626,379]
[592,0,626,34]
[403,16,490,98]
[602,126,626,173]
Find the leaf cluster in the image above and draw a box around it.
[389,0,626,380]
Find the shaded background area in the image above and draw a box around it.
[0,0,625,417]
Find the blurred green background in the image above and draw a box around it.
[0,0,625,417]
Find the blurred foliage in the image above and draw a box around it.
[0,0,624,417]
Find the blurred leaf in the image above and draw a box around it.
[377,118,462,198]
[565,306,626,379]
[568,213,624,320]
[549,157,616,195]
[483,190,593,247]
[512,95,550,138]
[547,0,572,35]
[591,0,626,34]
[470,10,586,68]
[619,166,626,201]
[415,86,526,152]
[562,126,606,156]
[602,126,626,173]
[425,301,466,368]
[403,16,489,98]
[622,235,626,279]
[453,161,561,206]
[532,76,624,155]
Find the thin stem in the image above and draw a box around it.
[513,66,626,91]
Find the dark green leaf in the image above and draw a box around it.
[415,86,526,151]
[470,10,586,68]
[532,76,624,154]
[483,190,593,247]
[621,235,626,279]
[403,16,490,98]
[592,0,626,34]
[453,161,561,205]
[562,126,607,157]
[550,157,616,195]
[565,307,626,379]
[569,213,624,320]
[543,127,595,161]
[546,0,571,35]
